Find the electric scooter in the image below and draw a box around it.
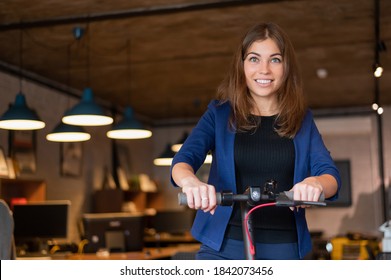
[178,180,326,260]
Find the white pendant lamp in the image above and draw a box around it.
[62,88,113,126]
[46,122,91,142]
[171,131,189,152]
[107,107,152,139]
[0,92,45,130]
[153,143,176,166]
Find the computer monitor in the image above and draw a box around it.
[147,209,195,235]
[81,212,146,253]
[12,200,71,252]
[328,160,352,207]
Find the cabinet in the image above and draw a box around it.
[123,190,162,211]
[92,189,162,213]
[0,178,46,206]
[92,189,123,213]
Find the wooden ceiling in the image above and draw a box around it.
[0,0,390,124]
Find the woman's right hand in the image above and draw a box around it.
[180,176,217,215]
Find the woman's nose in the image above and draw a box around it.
[258,60,270,74]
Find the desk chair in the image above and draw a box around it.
[171,251,197,260]
[0,199,16,259]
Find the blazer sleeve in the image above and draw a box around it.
[170,101,217,187]
[308,112,341,201]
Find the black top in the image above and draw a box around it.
[225,115,297,243]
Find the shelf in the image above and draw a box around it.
[0,178,46,206]
[93,189,162,213]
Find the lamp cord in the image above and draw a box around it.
[127,39,131,107]
[19,25,24,91]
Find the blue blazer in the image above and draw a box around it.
[171,100,341,258]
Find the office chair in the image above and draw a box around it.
[0,199,16,259]
[171,251,197,260]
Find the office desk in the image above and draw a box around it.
[144,232,197,247]
[54,244,200,260]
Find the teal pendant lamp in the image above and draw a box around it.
[171,131,189,152]
[153,143,176,166]
[46,122,91,142]
[107,107,152,139]
[62,87,113,126]
[0,92,45,130]
[107,39,151,140]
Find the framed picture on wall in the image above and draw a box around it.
[0,147,9,177]
[115,144,132,191]
[60,142,83,177]
[116,144,132,178]
[8,130,37,175]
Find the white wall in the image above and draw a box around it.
[1,70,390,244]
[307,114,390,238]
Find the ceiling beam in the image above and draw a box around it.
[0,0,283,31]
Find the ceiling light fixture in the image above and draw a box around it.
[0,93,45,130]
[62,25,113,127]
[47,39,91,142]
[316,68,328,79]
[46,122,91,142]
[107,40,151,139]
[373,64,383,78]
[62,87,113,126]
[153,143,176,166]
[0,29,45,130]
[204,153,213,164]
[170,132,212,164]
[107,107,152,139]
[171,131,189,152]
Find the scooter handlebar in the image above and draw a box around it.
[178,191,326,207]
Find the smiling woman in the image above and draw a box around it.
[243,38,284,115]
[170,22,341,260]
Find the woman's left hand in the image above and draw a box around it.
[290,177,324,210]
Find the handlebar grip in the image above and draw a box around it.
[283,191,325,202]
[178,192,222,206]
[178,193,187,205]
[178,191,325,206]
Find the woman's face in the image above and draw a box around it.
[243,38,284,103]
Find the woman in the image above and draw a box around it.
[170,22,341,260]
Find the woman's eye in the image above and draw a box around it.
[271,57,282,63]
[249,57,259,63]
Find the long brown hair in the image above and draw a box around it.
[217,22,306,138]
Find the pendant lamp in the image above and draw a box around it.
[47,37,92,142]
[0,29,45,131]
[171,131,189,152]
[107,107,152,139]
[204,153,213,164]
[107,39,150,139]
[153,143,176,166]
[46,122,91,142]
[62,87,113,126]
[171,131,212,164]
[0,92,45,130]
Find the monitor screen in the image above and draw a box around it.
[13,200,70,250]
[81,212,146,253]
[328,160,352,207]
[147,209,195,235]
